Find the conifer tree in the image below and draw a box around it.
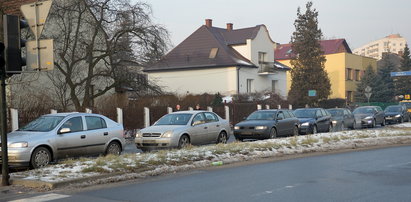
[354,65,377,102]
[395,44,411,97]
[373,55,397,102]
[288,1,331,107]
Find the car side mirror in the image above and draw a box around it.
[58,128,71,134]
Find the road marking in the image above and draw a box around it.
[386,161,411,168]
[9,193,70,202]
[252,183,301,197]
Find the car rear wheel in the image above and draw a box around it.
[217,131,228,144]
[381,118,386,126]
[106,141,121,155]
[30,147,51,169]
[178,135,190,148]
[351,120,356,129]
[371,119,376,128]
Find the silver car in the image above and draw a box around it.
[1,112,125,168]
[135,111,231,152]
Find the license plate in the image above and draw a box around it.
[386,117,392,120]
[143,140,157,143]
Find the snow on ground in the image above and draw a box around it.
[8,123,411,186]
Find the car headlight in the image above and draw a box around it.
[395,115,401,118]
[234,126,240,130]
[161,131,173,138]
[135,131,143,138]
[301,122,310,126]
[332,120,337,125]
[364,116,373,120]
[9,142,28,148]
[255,126,267,130]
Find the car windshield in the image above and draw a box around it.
[246,111,276,120]
[154,114,192,125]
[353,107,374,114]
[385,106,402,112]
[18,116,65,132]
[328,109,343,117]
[294,109,316,118]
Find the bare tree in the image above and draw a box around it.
[44,0,168,111]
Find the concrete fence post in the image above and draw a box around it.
[257,104,262,110]
[265,105,270,109]
[188,107,193,111]
[85,108,92,113]
[10,108,18,131]
[116,108,123,124]
[224,106,230,122]
[278,105,281,109]
[289,104,293,110]
[144,107,150,128]
[167,107,173,114]
[207,106,213,112]
[50,109,57,114]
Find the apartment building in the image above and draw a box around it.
[353,34,407,60]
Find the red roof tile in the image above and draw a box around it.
[274,39,352,60]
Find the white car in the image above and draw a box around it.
[135,111,231,152]
[1,112,125,168]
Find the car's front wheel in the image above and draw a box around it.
[178,135,190,148]
[312,125,317,134]
[293,126,299,136]
[217,131,228,144]
[269,128,277,139]
[30,147,51,169]
[106,141,122,155]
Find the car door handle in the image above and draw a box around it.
[104,132,108,136]
[81,135,86,139]
[204,127,208,129]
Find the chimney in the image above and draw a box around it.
[205,19,212,27]
[226,23,233,31]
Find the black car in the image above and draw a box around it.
[384,105,409,124]
[294,108,332,134]
[352,106,385,128]
[327,108,356,131]
[234,109,299,141]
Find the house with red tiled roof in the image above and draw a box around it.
[275,39,377,102]
[145,19,290,97]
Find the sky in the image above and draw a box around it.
[141,0,410,50]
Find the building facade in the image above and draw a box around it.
[275,39,377,103]
[353,34,407,60]
[145,19,290,98]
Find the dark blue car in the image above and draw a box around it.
[294,108,333,134]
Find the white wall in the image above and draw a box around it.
[148,67,238,95]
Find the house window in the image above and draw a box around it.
[346,68,353,80]
[355,70,360,81]
[271,80,277,93]
[246,79,253,93]
[258,52,266,64]
[346,91,353,102]
[209,48,218,58]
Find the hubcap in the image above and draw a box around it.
[35,150,49,167]
[180,136,189,147]
[219,133,227,143]
[108,143,120,155]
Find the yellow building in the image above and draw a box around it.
[275,39,377,102]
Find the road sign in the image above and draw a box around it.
[20,0,52,39]
[308,90,316,97]
[26,39,54,70]
[406,94,411,100]
[365,92,372,99]
[365,86,372,93]
[390,71,411,77]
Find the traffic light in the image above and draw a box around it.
[3,15,28,76]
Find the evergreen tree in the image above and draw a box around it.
[395,44,411,97]
[288,1,331,107]
[354,65,377,102]
[373,55,397,102]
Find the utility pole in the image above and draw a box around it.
[0,13,10,186]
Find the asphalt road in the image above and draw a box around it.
[9,145,411,202]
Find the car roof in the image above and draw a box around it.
[43,112,103,117]
[171,110,208,114]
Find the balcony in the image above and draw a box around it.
[258,62,276,75]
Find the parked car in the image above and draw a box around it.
[2,112,125,168]
[135,111,231,152]
[352,106,385,128]
[327,108,355,131]
[399,100,411,118]
[233,109,299,141]
[294,108,332,134]
[384,105,409,124]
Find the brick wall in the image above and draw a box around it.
[1,0,37,16]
